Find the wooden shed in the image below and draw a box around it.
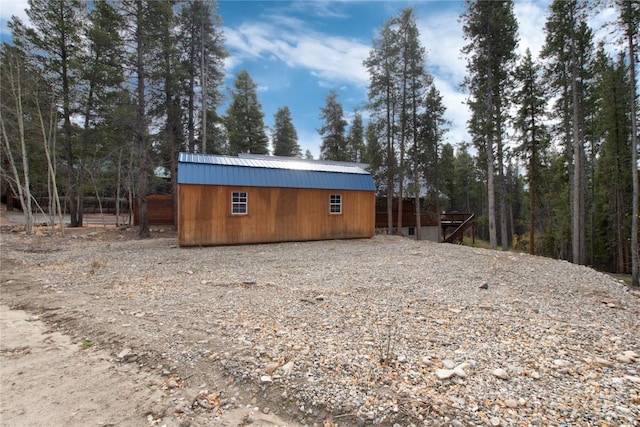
[177,153,376,246]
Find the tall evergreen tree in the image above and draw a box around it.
[318,89,349,161]
[80,0,127,221]
[541,0,595,264]
[363,121,385,192]
[615,0,639,286]
[23,0,85,226]
[177,0,227,154]
[417,84,448,239]
[272,106,300,157]
[225,70,269,155]
[364,15,401,232]
[117,0,169,238]
[593,51,632,274]
[461,0,519,250]
[347,110,365,162]
[513,48,550,255]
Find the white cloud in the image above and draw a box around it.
[223,19,370,87]
[297,128,322,159]
[418,9,467,84]
[514,0,549,58]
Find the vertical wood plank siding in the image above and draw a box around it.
[178,184,375,246]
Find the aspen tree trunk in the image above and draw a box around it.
[35,96,63,233]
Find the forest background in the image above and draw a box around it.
[0,0,638,285]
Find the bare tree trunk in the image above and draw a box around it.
[529,112,537,254]
[571,34,585,265]
[0,58,33,234]
[413,156,421,241]
[485,67,497,250]
[35,94,63,234]
[386,86,394,234]
[498,133,508,250]
[627,0,639,287]
[136,0,150,238]
[116,149,122,226]
[201,25,207,153]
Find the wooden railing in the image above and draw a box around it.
[441,212,475,244]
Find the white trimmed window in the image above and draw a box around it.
[330,194,342,214]
[231,192,248,215]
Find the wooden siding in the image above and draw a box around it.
[178,184,375,246]
[134,194,174,226]
[375,199,439,228]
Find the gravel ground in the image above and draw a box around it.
[1,226,639,426]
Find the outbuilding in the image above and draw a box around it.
[177,153,376,246]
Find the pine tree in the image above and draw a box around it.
[116,0,170,238]
[364,16,401,232]
[318,90,348,161]
[417,84,448,239]
[24,0,86,226]
[177,0,227,154]
[363,120,385,193]
[347,111,365,162]
[540,0,595,264]
[513,48,550,255]
[225,70,269,155]
[614,0,639,286]
[593,50,632,274]
[272,106,300,157]
[80,0,126,226]
[461,0,519,250]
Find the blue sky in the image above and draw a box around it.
[1,0,618,158]
[219,0,550,158]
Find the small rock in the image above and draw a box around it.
[117,348,132,359]
[436,369,455,380]
[280,361,295,374]
[594,357,613,367]
[453,367,468,378]
[315,295,326,301]
[615,354,635,363]
[442,359,456,369]
[479,282,489,290]
[505,399,518,409]
[490,417,502,426]
[260,375,273,382]
[264,362,280,375]
[492,368,509,380]
[166,379,179,389]
[553,359,570,367]
[624,375,640,383]
[529,371,540,379]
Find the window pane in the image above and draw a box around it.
[330,194,341,214]
[232,192,248,214]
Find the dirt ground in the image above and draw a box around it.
[1,207,638,427]
[0,210,295,427]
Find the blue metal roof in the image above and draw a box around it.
[178,153,376,191]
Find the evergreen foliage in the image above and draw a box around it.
[272,106,300,157]
[225,70,269,155]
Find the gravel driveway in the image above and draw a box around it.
[1,227,638,426]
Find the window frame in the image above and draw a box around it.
[231,191,248,215]
[329,194,342,215]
